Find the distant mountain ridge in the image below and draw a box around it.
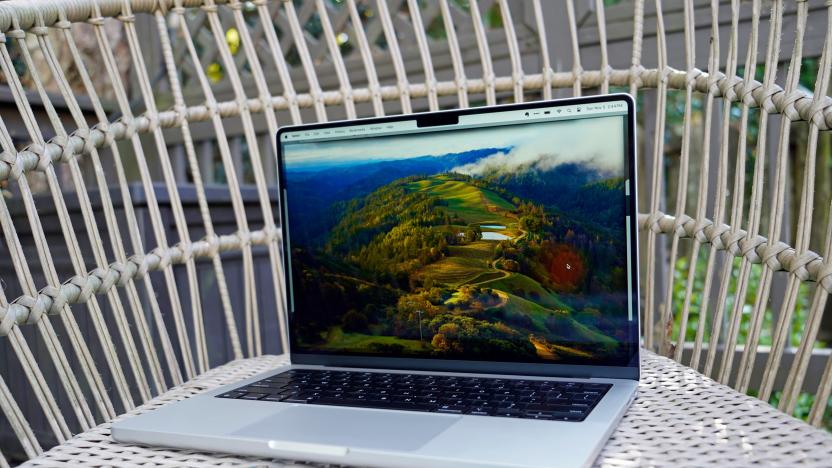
[287,147,511,181]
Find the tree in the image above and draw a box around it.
[465,224,482,243]
[438,322,460,337]
[432,333,450,351]
[341,309,369,333]
[502,259,520,272]
[545,244,586,292]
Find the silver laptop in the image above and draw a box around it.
[112,94,640,468]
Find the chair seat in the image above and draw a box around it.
[21,351,832,467]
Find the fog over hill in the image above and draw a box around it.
[451,148,617,179]
[450,116,624,178]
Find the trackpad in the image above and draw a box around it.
[233,405,460,451]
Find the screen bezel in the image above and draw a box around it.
[276,94,640,380]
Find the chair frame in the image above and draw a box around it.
[0,0,830,463]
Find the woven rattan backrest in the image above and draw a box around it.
[0,0,830,463]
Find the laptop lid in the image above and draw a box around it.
[276,95,639,380]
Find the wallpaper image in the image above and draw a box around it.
[283,116,632,365]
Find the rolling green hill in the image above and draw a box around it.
[406,175,515,225]
[448,241,496,259]
[479,272,570,310]
[496,292,617,349]
[419,256,493,287]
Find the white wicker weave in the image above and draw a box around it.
[0,0,831,465]
[18,351,832,467]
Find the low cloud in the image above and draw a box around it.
[452,144,620,177]
[451,116,625,177]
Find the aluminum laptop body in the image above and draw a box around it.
[112,94,641,468]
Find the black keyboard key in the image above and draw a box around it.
[469,407,495,416]
[550,412,585,421]
[546,397,571,405]
[236,386,262,393]
[239,393,267,400]
[494,408,524,417]
[497,401,522,409]
[442,398,466,406]
[584,383,608,390]
[282,396,312,403]
[316,397,436,412]
[217,391,246,399]
[526,411,555,419]
[436,405,466,414]
[247,383,274,389]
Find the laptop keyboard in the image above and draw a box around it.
[217,369,611,422]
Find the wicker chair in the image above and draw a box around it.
[0,0,831,465]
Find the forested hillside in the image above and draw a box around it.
[290,168,629,364]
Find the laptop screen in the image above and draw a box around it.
[279,98,637,368]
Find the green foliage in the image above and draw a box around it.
[672,253,829,429]
[485,2,502,28]
[465,224,482,243]
[426,313,535,359]
[672,253,815,348]
[744,389,832,432]
[799,57,821,91]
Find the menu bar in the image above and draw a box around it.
[281,101,627,144]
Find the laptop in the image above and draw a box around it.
[112,94,640,468]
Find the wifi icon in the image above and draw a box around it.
[556,109,562,113]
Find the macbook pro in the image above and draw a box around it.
[112,94,640,468]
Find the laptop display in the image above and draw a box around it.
[279,99,637,367]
